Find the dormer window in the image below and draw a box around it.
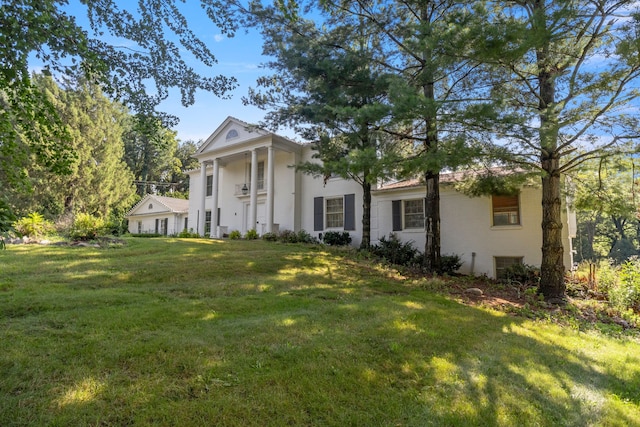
[226,129,239,140]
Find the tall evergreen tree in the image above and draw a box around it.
[475,0,640,302]
[245,3,398,249]
[312,0,489,271]
[4,74,136,219]
[123,115,181,197]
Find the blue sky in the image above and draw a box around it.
[57,1,282,144]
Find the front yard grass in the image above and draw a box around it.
[1,238,639,426]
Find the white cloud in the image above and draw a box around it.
[214,34,225,42]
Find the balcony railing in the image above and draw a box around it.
[234,181,265,196]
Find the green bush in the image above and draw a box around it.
[69,213,106,241]
[263,229,320,244]
[0,199,16,250]
[245,229,259,240]
[277,230,298,243]
[295,229,318,244]
[177,228,200,238]
[0,198,15,233]
[14,212,55,238]
[502,262,540,284]
[229,230,242,240]
[439,254,463,275]
[371,233,420,266]
[609,258,640,312]
[262,232,278,242]
[322,231,351,246]
[596,260,618,294]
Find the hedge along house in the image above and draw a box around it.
[126,194,189,235]
[187,117,576,279]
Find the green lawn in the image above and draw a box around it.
[1,238,639,426]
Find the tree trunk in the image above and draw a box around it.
[360,181,371,250]
[420,2,440,274]
[539,155,566,302]
[535,0,565,303]
[424,170,441,272]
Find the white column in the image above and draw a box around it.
[266,146,275,233]
[211,158,220,238]
[199,161,207,236]
[249,149,258,231]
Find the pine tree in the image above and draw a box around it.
[476,0,640,302]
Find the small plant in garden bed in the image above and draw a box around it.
[322,231,351,246]
[177,228,200,238]
[228,230,242,240]
[244,229,259,240]
[14,212,55,239]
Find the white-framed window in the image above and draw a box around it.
[326,197,344,228]
[403,199,424,229]
[205,210,212,235]
[257,161,265,190]
[206,175,213,196]
[249,161,265,190]
[226,129,239,140]
[495,256,523,279]
[492,194,520,226]
[137,221,142,233]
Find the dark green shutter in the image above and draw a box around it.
[314,197,324,231]
[392,200,402,231]
[344,194,355,231]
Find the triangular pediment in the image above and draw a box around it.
[196,116,269,155]
[126,194,189,217]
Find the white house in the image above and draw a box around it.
[126,194,189,235]
[182,116,575,279]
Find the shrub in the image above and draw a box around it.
[439,254,463,275]
[262,232,278,242]
[229,230,242,240]
[371,233,420,266]
[609,258,640,312]
[278,229,298,243]
[502,262,540,284]
[177,228,200,238]
[0,199,16,250]
[296,229,318,244]
[596,260,618,294]
[69,213,105,241]
[322,231,351,246]
[245,229,259,240]
[14,212,55,238]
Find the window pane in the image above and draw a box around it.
[404,199,424,229]
[206,175,213,196]
[326,198,344,228]
[492,195,519,225]
[205,211,211,234]
[257,161,265,190]
[495,256,523,279]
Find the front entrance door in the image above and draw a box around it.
[245,202,265,233]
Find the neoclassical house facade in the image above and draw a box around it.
[176,117,575,279]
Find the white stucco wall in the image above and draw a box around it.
[127,213,187,235]
[372,184,573,278]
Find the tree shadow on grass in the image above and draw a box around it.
[2,240,640,425]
